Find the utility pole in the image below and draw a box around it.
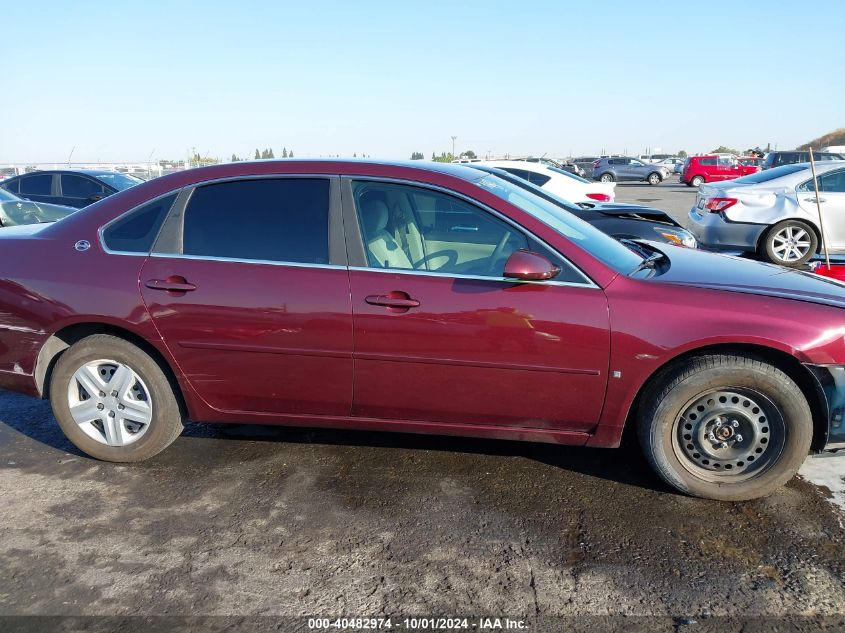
[451,136,457,160]
[67,146,75,167]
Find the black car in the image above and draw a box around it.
[762,151,844,170]
[469,164,697,248]
[0,170,143,209]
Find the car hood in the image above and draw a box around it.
[580,202,680,226]
[650,243,845,309]
[0,199,76,227]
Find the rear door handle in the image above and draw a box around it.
[145,277,197,293]
[805,197,827,203]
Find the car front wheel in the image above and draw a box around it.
[49,334,184,462]
[638,353,812,501]
[647,172,662,185]
[760,220,818,267]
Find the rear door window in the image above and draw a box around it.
[18,174,52,195]
[179,178,330,264]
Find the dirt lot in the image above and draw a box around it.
[1,385,843,626]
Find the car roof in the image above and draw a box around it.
[475,159,552,173]
[10,169,125,177]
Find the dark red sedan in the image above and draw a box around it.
[0,160,843,501]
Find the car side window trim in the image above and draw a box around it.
[150,174,347,267]
[340,176,597,288]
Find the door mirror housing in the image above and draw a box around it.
[503,250,561,281]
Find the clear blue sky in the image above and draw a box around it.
[3,0,843,163]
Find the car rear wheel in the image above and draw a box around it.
[49,334,184,462]
[638,353,812,501]
[599,172,615,183]
[760,220,818,267]
[647,172,662,185]
[690,175,704,187]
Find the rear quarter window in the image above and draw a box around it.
[103,194,177,253]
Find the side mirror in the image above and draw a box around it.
[503,250,560,281]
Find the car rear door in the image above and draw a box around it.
[16,173,56,205]
[341,177,610,433]
[139,176,354,417]
[797,169,845,250]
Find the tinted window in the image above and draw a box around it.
[61,175,104,198]
[609,159,624,165]
[19,174,52,195]
[351,180,579,280]
[104,194,176,253]
[798,170,845,193]
[526,171,551,186]
[3,178,19,193]
[182,178,329,264]
[500,168,533,182]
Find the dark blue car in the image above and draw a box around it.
[0,170,143,209]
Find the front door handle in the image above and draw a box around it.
[145,276,197,294]
[365,291,420,312]
[805,197,827,204]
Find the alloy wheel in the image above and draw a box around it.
[771,225,812,263]
[67,359,153,446]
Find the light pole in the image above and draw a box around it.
[451,136,457,160]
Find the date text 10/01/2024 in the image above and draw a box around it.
[307,617,528,630]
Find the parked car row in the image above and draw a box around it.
[689,161,845,266]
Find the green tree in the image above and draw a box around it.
[254,149,260,159]
[289,150,294,158]
[677,150,688,158]
[410,151,424,160]
[282,147,288,158]
[230,154,240,162]
[461,150,477,159]
[432,152,454,163]
[711,145,738,155]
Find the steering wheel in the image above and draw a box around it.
[486,232,512,275]
[414,249,459,271]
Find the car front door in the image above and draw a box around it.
[59,174,110,207]
[797,169,845,250]
[342,178,610,432]
[139,176,354,417]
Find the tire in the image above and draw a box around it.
[599,172,615,183]
[647,172,662,185]
[690,175,704,187]
[637,354,812,501]
[49,334,184,462]
[759,220,818,267]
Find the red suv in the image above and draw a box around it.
[0,160,843,501]
[681,155,760,187]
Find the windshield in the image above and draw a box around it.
[476,175,644,274]
[547,165,591,183]
[732,164,808,185]
[95,173,144,191]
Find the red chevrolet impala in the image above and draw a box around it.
[0,160,843,501]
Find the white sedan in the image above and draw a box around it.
[474,160,615,203]
[688,161,845,266]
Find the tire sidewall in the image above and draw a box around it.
[643,362,812,501]
[691,176,704,187]
[50,335,182,462]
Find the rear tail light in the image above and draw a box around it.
[704,197,738,212]
[586,193,611,202]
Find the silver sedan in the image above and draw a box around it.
[687,162,845,266]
